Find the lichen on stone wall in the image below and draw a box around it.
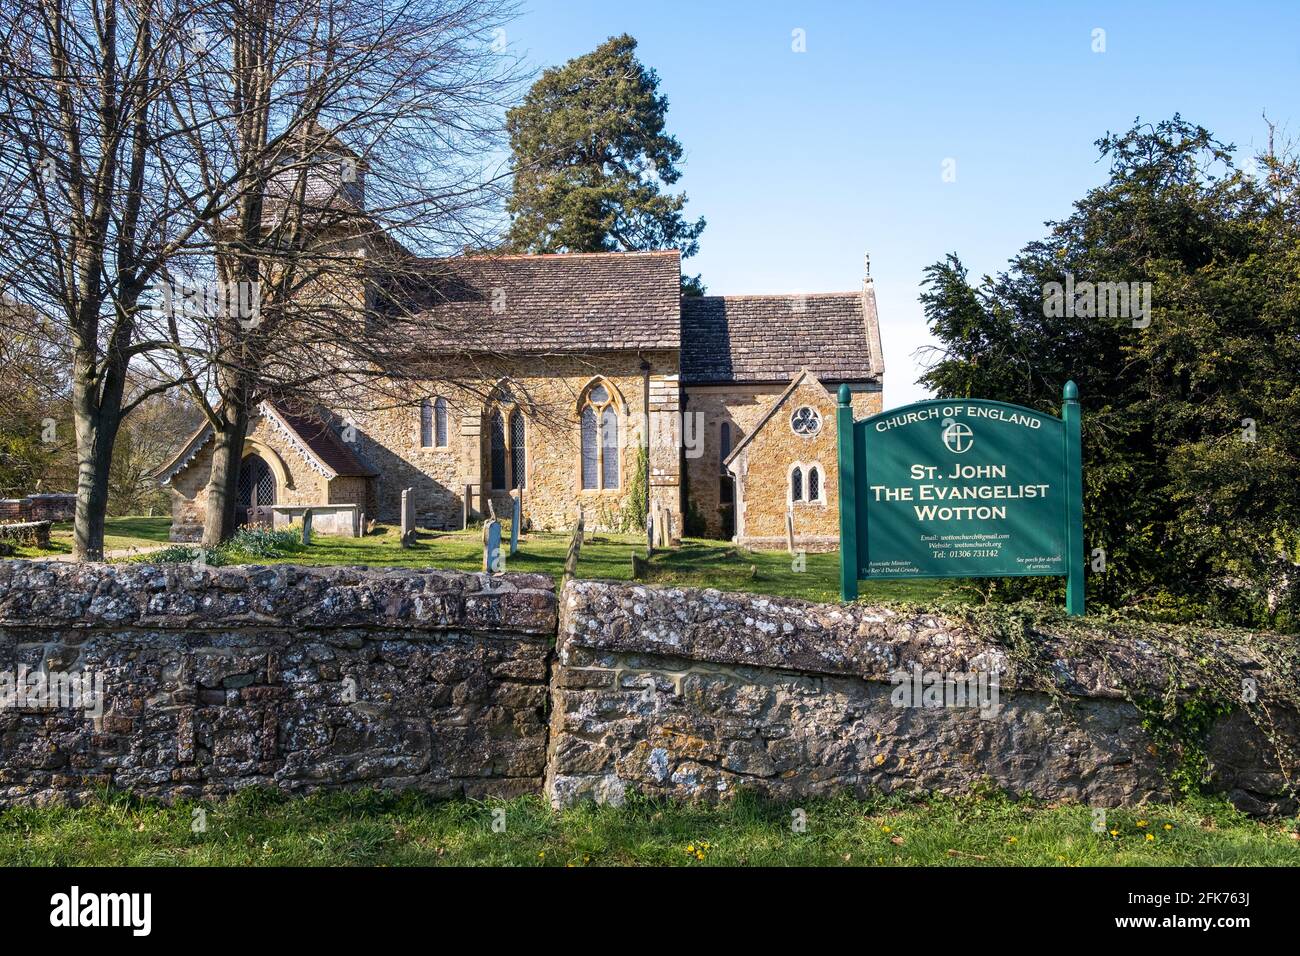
[0,562,554,806]
[0,562,1294,817]
[548,582,1300,816]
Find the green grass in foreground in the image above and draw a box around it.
[1,789,1295,867]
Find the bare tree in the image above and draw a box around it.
[146,0,525,545]
[0,0,232,558]
[0,0,523,553]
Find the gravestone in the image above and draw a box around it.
[301,509,313,546]
[654,506,674,550]
[400,488,416,547]
[563,511,585,584]
[510,493,520,555]
[483,519,502,573]
[462,484,473,530]
[785,510,795,554]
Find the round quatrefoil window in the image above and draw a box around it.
[791,406,822,436]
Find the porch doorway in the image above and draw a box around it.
[237,453,277,527]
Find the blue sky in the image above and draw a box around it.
[506,1,1299,408]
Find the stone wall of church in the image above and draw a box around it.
[682,382,881,541]
[166,413,332,541]
[343,351,681,534]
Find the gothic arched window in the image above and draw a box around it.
[790,463,823,505]
[421,397,448,448]
[509,408,526,490]
[488,390,526,491]
[490,411,507,490]
[579,381,620,491]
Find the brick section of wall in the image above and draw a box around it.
[548,581,1299,815]
[0,495,76,523]
[0,563,555,806]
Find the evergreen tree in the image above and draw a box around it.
[920,117,1300,625]
[506,35,706,294]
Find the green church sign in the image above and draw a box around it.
[837,382,1084,615]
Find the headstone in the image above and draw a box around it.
[483,519,502,573]
[400,488,416,546]
[509,493,520,555]
[462,484,472,530]
[647,503,657,555]
[563,512,585,584]
[785,510,795,554]
[357,511,365,537]
[631,551,648,580]
[301,509,313,546]
[654,506,671,550]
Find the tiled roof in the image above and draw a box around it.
[265,402,375,478]
[681,287,883,385]
[154,401,375,483]
[396,250,682,353]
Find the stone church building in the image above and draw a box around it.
[158,220,883,551]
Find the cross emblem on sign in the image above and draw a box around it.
[942,420,973,454]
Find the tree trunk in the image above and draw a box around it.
[70,344,128,563]
[72,439,113,562]
[201,402,250,548]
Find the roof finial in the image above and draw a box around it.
[864,252,871,278]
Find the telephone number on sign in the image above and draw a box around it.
[934,549,1001,559]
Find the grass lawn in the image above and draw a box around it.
[230,522,968,605]
[1,789,1294,867]
[7,515,967,604]
[5,516,173,559]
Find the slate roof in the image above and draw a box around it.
[399,250,683,354]
[681,287,883,385]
